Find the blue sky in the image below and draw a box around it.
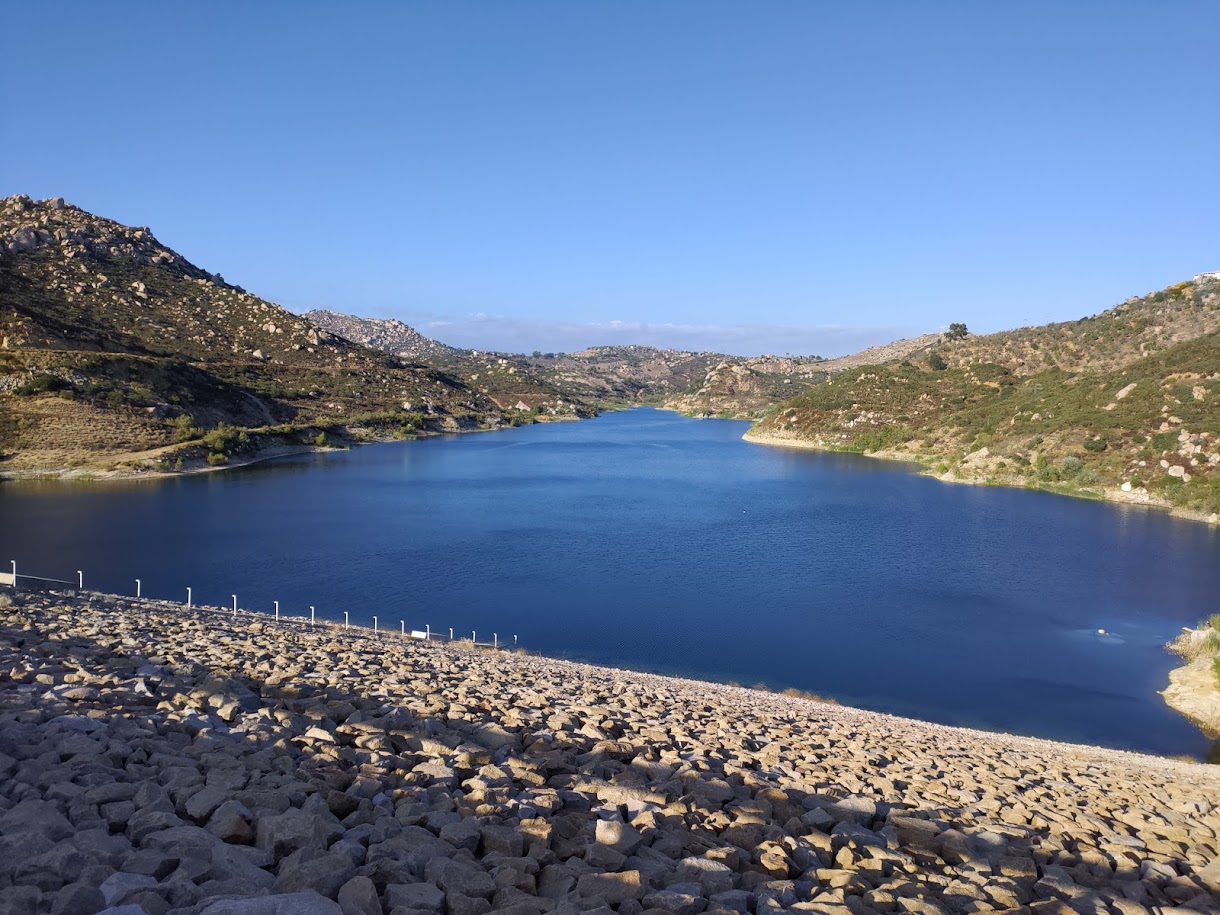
[3,2,1217,356]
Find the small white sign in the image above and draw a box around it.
[410,630,429,640]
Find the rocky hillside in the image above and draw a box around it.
[812,334,943,375]
[667,361,815,419]
[937,274,1220,377]
[0,196,587,475]
[667,339,950,420]
[301,310,595,416]
[306,309,841,418]
[748,275,1220,521]
[302,311,466,363]
[529,346,729,402]
[4,589,1219,915]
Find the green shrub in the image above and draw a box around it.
[1150,431,1179,451]
[928,352,947,371]
[850,424,913,454]
[207,452,228,466]
[314,431,327,447]
[15,373,71,395]
[202,423,250,456]
[1083,437,1107,452]
[171,415,201,443]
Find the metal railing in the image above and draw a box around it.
[3,559,518,651]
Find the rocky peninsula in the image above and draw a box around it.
[2,590,1219,915]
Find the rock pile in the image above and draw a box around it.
[1,591,1218,915]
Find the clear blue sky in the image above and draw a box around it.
[3,2,1217,356]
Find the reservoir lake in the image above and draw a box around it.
[2,407,1217,757]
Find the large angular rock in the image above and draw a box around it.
[257,810,342,862]
[643,887,707,915]
[384,881,445,911]
[595,819,644,856]
[196,892,343,915]
[142,824,222,857]
[0,798,76,841]
[576,871,646,905]
[99,872,158,906]
[49,881,105,915]
[275,850,358,898]
[424,858,495,899]
[675,859,734,896]
[337,875,383,915]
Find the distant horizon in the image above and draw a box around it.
[8,188,1210,360]
[4,3,1216,357]
[296,303,933,359]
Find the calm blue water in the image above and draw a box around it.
[2,408,1217,757]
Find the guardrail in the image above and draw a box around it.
[3,559,518,650]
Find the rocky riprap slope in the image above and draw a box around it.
[2,591,1219,915]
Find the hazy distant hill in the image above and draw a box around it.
[306,309,841,418]
[0,196,584,474]
[749,274,1220,520]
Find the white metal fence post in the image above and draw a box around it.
[186,587,192,609]
[135,579,141,598]
[311,606,316,627]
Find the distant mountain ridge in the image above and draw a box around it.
[304,310,841,417]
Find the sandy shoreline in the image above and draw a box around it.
[1,588,1218,913]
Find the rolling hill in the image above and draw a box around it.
[0,196,588,475]
[748,274,1220,520]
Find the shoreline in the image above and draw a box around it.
[2,587,1219,914]
[0,443,338,484]
[1161,656,1220,739]
[0,408,607,484]
[742,427,1220,527]
[10,586,1216,767]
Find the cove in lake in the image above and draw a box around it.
[2,407,1218,757]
